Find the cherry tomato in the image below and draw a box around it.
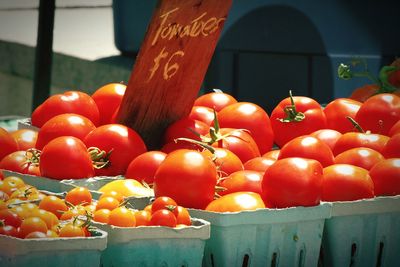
[0,127,18,161]
[217,102,274,154]
[84,124,147,176]
[93,209,111,224]
[35,113,96,150]
[91,82,126,125]
[323,98,362,133]
[310,129,342,151]
[369,158,400,196]
[108,207,136,227]
[31,209,59,229]
[60,208,85,221]
[175,206,191,226]
[134,210,151,226]
[59,223,85,237]
[19,217,48,238]
[334,147,384,170]
[218,170,263,196]
[25,231,48,239]
[389,120,400,136]
[154,149,217,209]
[205,192,265,212]
[99,190,124,203]
[0,209,22,227]
[0,225,18,237]
[278,136,334,167]
[270,93,327,148]
[189,106,215,125]
[194,91,237,112]
[382,133,400,158]
[0,151,41,176]
[40,136,95,180]
[151,196,178,214]
[349,84,380,103]
[125,151,167,184]
[150,209,177,227]
[262,157,323,208]
[65,186,92,206]
[10,129,38,150]
[96,196,120,211]
[98,179,151,198]
[38,195,68,219]
[201,147,244,177]
[163,117,210,145]
[243,157,276,173]
[354,93,400,135]
[0,175,26,196]
[332,132,390,156]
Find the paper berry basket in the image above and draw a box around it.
[320,195,400,267]
[189,203,331,267]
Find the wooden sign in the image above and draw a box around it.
[117,0,233,149]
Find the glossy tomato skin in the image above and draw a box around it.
[205,192,265,212]
[84,124,147,176]
[10,129,38,151]
[125,151,167,184]
[201,147,244,177]
[189,106,215,126]
[323,98,362,133]
[369,158,400,196]
[35,113,96,150]
[388,120,400,136]
[0,151,40,176]
[0,127,18,161]
[322,164,374,201]
[262,157,323,208]
[310,129,342,151]
[334,147,384,170]
[31,91,100,127]
[91,83,126,125]
[349,84,379,103]
[270,96,327,148]
[154,149,217,209]
[163,117,210,145]
[332,132,390,156]
[243,157,276,173]
[217,102,274,154]
[382,133,400,158]
[194,91,237,112]
[278,136,334,167]
[355,93,400,135]
[219,170,264,196]
[40,136,95,180]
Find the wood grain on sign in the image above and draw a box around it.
[117,0,233,149]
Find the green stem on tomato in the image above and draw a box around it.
[278,90,305,123]
[346,116,365,133]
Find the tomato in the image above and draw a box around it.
[355,93,400,135]
[310,129,342,151]
[46,229,59,238]
[205,192,265,212]
[65,187,92,206]
[38,195,68,219]
[0,175,26,196]
[218,170,263,196]
[322,164,374,201]
[91,82,126,125]
[99,190,124,203]
[149,209,177,227]
[243,157,275,173]
[0,209,22,227]
[25,231,48,239]
[201,147,244,177]
[217,102,274,154]
[278,136,334,167]
[175,206,191,226]
[154,149,217,209]
[369,158,400,196]
[334,147,384,170]
[389,120,400,136]
[40,136,95,180]
[30,209,59,229]
[35,113,96,150]
[382,133,400,158]
[161,140,202,154]
[96,196,120,211]
[84,124,147,176]
[59,223,85,237]
[262,149,280,160]
[134,210,151,226]
[349,84,380,102]
[388,69,400,88]
[10,129,38,150]
[323,98,362,133]
[270,93,327,148]
[262,157,323,208]
[0,225,18,237]
[0,151,41,176]
[93,209,111,224]
[189,106,215,126]
[19,217,48,238]
[194,91,237,112]
[0,127,18,161]
[163,117,210,145]
[98,179,151,198]
[151,196,178,214]
[332,132,389,156]
[60,208,85,221]
[108,207,136,227]
[125,151,167,184]
[31,91,100,127]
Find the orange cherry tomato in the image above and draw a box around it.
[205,192,265,212]
[19,217,48,238]
[108,207,136,227]
[65,187,92,206]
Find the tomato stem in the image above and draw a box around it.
[279,90,305,123]
[346,116,365,133]
[88,147,112,169]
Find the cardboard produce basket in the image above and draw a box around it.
[321,196,400,267]
[189,204,331,267]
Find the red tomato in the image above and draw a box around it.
[175,206,191,226]
[0,225,18,237]
[194,91,237,112]
[262,149,280,160]
[154,149,217,209]
[0,209,22,227]
[205,192,265,212]
[10,129,38,151]
[355,93,400,135]
[322,164,374,201]
[163,117,210,145]
[189,106,215,126]
[243,157,276,173]
[201,147,244,177]
[217,102,274,154]
[91,83,126,125]
[0,127,18,161]
[84,124,147,176]
[262,157,323,208]
[218,170,263,196]
[125,151,167,184]
[40,136,95,180]
[310,129,342,151]
[389,120,400,136]
[382,133,400,158]
[388,69,400,88]
[278,136,334,167]
[31,91,100,127]
[161,140,201,154]
[150,209,177,227]
[332,132,390,156]
[334,147,384,170]
[349,84,380,103]
[0,151,40,176]
[35,113,96,150]
[151,196,178,214]
[369,158,400,196]
[323,98,362,133]
[270,93,327,148]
